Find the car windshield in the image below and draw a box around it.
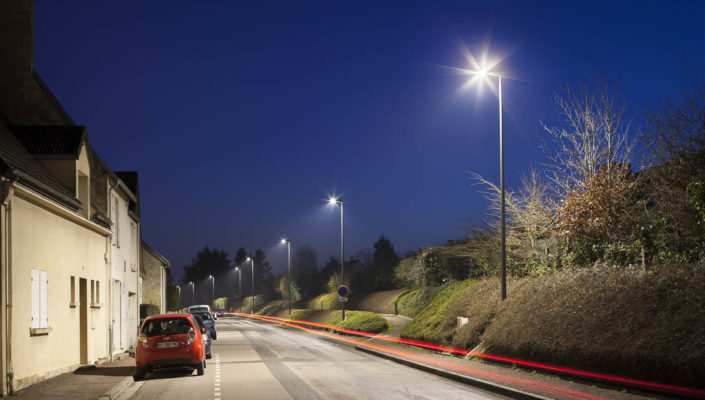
[194,312,212,321]
[142,318,192,337]
[190,307,209,313]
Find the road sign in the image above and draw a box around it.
[337,285,349,297]
[338,297,348,302]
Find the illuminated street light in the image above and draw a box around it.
[328,196,345,320]
[235,266,242,313]
[209,275,215,306]
[246,257,255,314]
[461,61,507,300]
[280,238,292,315]
[189,281,195,305]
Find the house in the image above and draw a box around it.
[141,241,172,314]
[0,122,112,393]
[89,154,142,357]
[0,1,153,393]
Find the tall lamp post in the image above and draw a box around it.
[462,66,507,300]
[189,281,195,305]
[235,266,242,313]
[280,238,292,315]
[246,256,255,314]
[177,285,181,309]
[209,275,215,306]
[328,197,345,320]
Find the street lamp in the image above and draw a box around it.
[177,285,181,309]
[328,196,345,320]
[246,256,255,314]
[235,266,242,313]
[461,62,507,300]
[280,238,291,315]
[209,275,215,306]
[189,281,195,305]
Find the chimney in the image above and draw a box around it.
[0,0,34,124]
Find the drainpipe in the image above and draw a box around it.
[106,181,119,361]
[1,176,15,393]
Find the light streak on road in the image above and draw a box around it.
[230,313,705,400]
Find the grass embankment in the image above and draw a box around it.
[326,311,391,334]
[404,263,705,389]
[307,293,339,310]
[395,286,445,318]
[400,280,476,342]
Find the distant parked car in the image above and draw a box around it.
[134,313,206,381]
[190,313,212,359]
[191,311,217,340]
[188,304,211,313]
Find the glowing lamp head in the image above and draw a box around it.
[246,257,251,262]
[280,238,287,244]
[328,196,338,205]
[235,267,239,271]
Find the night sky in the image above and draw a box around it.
[33,1,704,281]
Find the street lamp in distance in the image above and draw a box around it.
[280,238,291,315]
[246,257,255,314]
[328,196,345,320]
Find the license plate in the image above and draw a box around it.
[156,341,179,349]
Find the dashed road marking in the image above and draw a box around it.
[214,353,221,400]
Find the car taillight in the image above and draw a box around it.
[138,333,149,348]
[187,328,196,345]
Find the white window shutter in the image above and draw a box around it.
[40,270,48,328]
[31,270,40,329]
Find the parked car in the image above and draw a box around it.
[191,313,212,359]
[134,313,206,381]
[188,304,211,313]
[191,311,217,340]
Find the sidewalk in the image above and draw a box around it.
[12,356,135,400]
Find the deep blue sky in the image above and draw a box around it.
[33,1,704,281]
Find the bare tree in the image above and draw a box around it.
[541,82,639,244]
[468,166,555,274]
[541,81,636,196]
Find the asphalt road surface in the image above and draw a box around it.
[120,318,506,400]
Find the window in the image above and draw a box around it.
[91,280,101,308]
[96,281,100,305]
[70,276,76,307]
[31,269,48,329]
[90,280,94,304]
[130,223,137,272]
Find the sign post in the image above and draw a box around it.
[337,285,349,308]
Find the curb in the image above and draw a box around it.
[355,345,551,400]
[97,376,133,400]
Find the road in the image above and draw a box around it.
[120,318,506,400]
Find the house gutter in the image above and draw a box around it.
[107,180,119,362]
[1,175,15,394]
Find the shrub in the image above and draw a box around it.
[140,303,160,320]
[326,311,390,334]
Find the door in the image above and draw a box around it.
[79,278,88,364]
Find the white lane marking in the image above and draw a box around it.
[214,353,221,400]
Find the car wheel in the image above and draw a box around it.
[206,352,212,359]
[212,333,217,340]
[133,367,146,381]
[196,360,205,376]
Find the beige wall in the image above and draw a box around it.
[141,249,165,312]
[8,186,109,391]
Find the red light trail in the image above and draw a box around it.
[228,312,705,399]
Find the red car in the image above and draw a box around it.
[134,313,207,380]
